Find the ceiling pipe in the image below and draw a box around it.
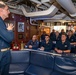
[42,3,51,7]
[30,0,41,4]
[41,0,54,3]
[20,5,58,17]
[9,8,23,15]
[30,0,53,8]
[8,4,58,17]
[41,0,50,3]
[30,0,54,4]
[30,18,38,25]
[56,0,76,17]
[44,19,71,22]
[30,13,66,20]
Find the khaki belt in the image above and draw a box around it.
[1,48,10,52]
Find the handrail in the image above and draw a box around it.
[19,49,76,57]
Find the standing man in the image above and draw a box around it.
[40,31,46,41]
[0,1,14,75]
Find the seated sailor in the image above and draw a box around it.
[67,30,76,53]
[25,35,39,50]
[40,35,53,52]
[55,33,71,54]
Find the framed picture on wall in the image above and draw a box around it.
[18,22,24,32]
[18,34,24,39]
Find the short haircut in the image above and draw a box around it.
[68,30,73,33]
[0,1,6,8]
[61,33,67,37]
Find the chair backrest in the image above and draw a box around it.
[10,50,76,75]
[30,51,54,69]
[54,56,76,75]
[11,50,30,64]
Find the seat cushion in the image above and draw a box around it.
[51,70,69,75]
[30,51,54,69]
[54,56,76,75]
[11,51,29,64]
[9,74,24,75]
[9,64,29,74]
[25,64,52,75]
